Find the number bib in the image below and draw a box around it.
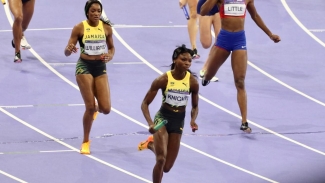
[165,91,189,107]
[224,0,246,16]
[84,40,106,55]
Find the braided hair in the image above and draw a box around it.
[84,0,113,27]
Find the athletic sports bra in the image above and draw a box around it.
[162,71,191,107]
[219,0,246,18]
[78,20,106,55]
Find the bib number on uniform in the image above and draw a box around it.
[84,40,106,55]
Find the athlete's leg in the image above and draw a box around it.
[9,0,23,61]
[162,133,182,173]
[152,127,168,183]
[21,0,34,32]
[20,0,35,49]
[187,0,199,57]
[198,15,213,49]
[231,50,249,127]
[93,74,111,114]
[76,74,96,154]
[200,13,221,79]
[203,46,230,82]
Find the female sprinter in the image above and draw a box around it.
[9,0,35,62]
[64,0,115,154]
[138,45,199,183]
[200,0,281,132]
[197,0,220,82]
[179,0,200,59]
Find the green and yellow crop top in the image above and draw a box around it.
[79,20,106,55]
[162,71,191,107]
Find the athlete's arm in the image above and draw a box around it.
[104,24,115,61]
[190,75,199,131]
[246,0,281,42]
[64,23,81,57]
[200,0,217,16]
[141,74,168,127]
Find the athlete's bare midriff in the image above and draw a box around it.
[221,17,245,32]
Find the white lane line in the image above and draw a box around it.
[110,62,145,64]
[248,63,325,107]
[309,29,325,32]
[0,104,84,109]
[47,62,144,66]
[0,107,151,183]
[0,25,187,32]
[281,0,325,47]
[40,150,74,153]
[0,170,27,183]
[0,105,34,109]
[0,150,75,155]
[3,3,151,183]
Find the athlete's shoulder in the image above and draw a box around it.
[103,23,113,35]
[74,22,84,30]
[150,73,168,90]
[189,74,199,91]
[157,73,168,84]
[160,72,169,81]
[71,22,84,36]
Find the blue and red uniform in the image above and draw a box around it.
[215,0,247,52]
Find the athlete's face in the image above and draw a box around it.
[88,3,102,21]
[175,53,192,71]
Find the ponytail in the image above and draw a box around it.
[100,16,113,27]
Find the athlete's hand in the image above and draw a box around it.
[66,43,78,54]
[270,34,281,43]
[190,121,198,132]
[100,53,113,63]
[179,0,187,8]
[148,124,156,134]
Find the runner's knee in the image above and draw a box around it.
[235,77,245,90]
[156,155,166,167]
[14,14,23,24]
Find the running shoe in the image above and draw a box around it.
[192,48,200,59]
[201,79,210,86]
[14,51,22,63]
[12,36,31,50]
[21,36,31,49]
[80,141,91,154]
[199,70,219,82]
[240,122,252,133]
[138,135,153,151]
[199,69,205,78]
